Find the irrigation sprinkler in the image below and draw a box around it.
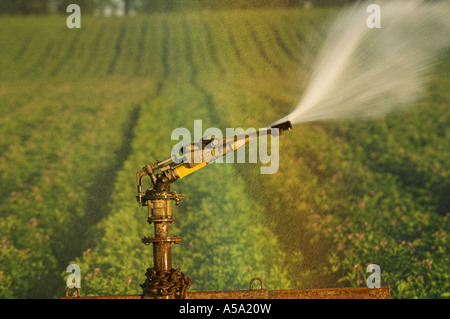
[135,121,292,299]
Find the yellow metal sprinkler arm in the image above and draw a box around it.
[136,121,292,205]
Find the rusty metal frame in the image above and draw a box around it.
[62,286,390,299]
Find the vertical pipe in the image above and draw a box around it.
[151,199,172,271]
[149,198,173,299]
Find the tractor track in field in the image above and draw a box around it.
[155,20,170,96]
[49,28,82,77]
[292,29,316,73]
[81,22,107,76]
[181,19,219,124]
[308,20,328,40]
[13,33,34,63]
[20,38,56,79]
[201,21,225,76]
[134,19,149,77]
[47,104,142,298]
[107,22,127,75]
[269,23,301,66]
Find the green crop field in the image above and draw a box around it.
[0,7,448,299]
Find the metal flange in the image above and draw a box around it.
[141,235,183,245]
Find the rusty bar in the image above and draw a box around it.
[62,287,390,299]
[186,287,391,299]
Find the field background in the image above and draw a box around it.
[0,2,449,299]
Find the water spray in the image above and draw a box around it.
[274,0,450,126]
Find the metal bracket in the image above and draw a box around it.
[65,287,81,298]
[249,277,265,290]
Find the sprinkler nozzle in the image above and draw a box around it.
[270,120,292,133]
